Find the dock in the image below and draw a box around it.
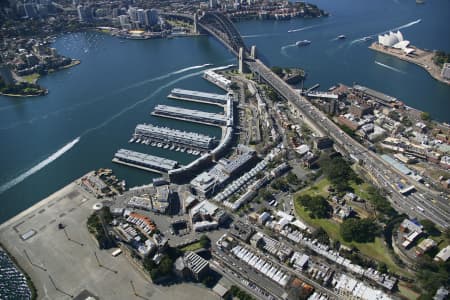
[152,104,228,127]
[369,42,450,86]
[168,88,230,106]
[112,149,179,174]
[133,123,216,150]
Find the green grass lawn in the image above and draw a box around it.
[299,177,330,198]
[21,73,40,83]
[179,241,203,252]
[294,200,410,277]
[350,181,372,200]
[398,282,420,300]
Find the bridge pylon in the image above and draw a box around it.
[250,45,256,59]
[238,47,245,73]
[193,13,198,34]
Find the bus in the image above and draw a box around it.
[111,249,122,257]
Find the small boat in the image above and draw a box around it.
[128,137,135,143]
[170,145,175,150]
[151,142,156,146]
[136,139,141,143]
[187,149,192,154]
[141,139,146,144]
[296,40,311,47]
[164,144,169,149]
[145,140,150,145]
[337,34,346,40]
[181,148,186,152]
[362,36,372,42]
[157,143,162,148]
[175,147,180,151]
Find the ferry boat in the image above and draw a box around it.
[296,40,311,47]
[337,34,346,40]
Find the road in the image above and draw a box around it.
[246,59,450,228]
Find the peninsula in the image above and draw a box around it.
[369,42,450,86]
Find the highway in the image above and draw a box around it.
[166,10,450,228]
[246,59,450,228]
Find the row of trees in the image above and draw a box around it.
[340,218,379,243]
[319,155,360,194]
[295,194,332,219]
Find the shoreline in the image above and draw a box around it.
[0,59,81,98]
[369,43,450,86]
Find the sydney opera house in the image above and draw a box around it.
[377,31,414,54]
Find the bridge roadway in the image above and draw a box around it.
[246,59,450,228]
[161,11,450,228]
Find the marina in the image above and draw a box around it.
[168,88,230,106]
[0,249,32,300]
[131,123,216,152]
[152,104,228,126]
[112,149,179,174]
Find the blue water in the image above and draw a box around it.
[0,0,449,224]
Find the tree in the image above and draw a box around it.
[296,194,332,219]
[421,112,431,121]
[312,227,330,245]
[420,219,441,237]
[199,235,211,249]
[286,172,300,185]
[340,218,379,243]
[271,66,283,76]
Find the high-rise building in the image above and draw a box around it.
[128,7,138,22]
[77,4,86,22]
[144,9,158,27]
[136,8,146,25]
[118,14,130,28]
[24,2,37,18]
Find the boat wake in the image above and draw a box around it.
[0,137,80,194]
[280,43,297,57]
[351,19,421,45]
[0,63,214,131]
[172,63,213,74]
[242,33,273,38]
[82,64,234,135]
[374,61,405,74]
[288,25,317,33]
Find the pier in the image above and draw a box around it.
[112,149,179,174]
[152,104,228,127]
[132,123,216,151]
[168,88,230,106]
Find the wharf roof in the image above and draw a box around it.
[154,105,227,122]
[115,149,178,170]
[171,88,229,102]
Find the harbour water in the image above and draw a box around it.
[0,0,449,226]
